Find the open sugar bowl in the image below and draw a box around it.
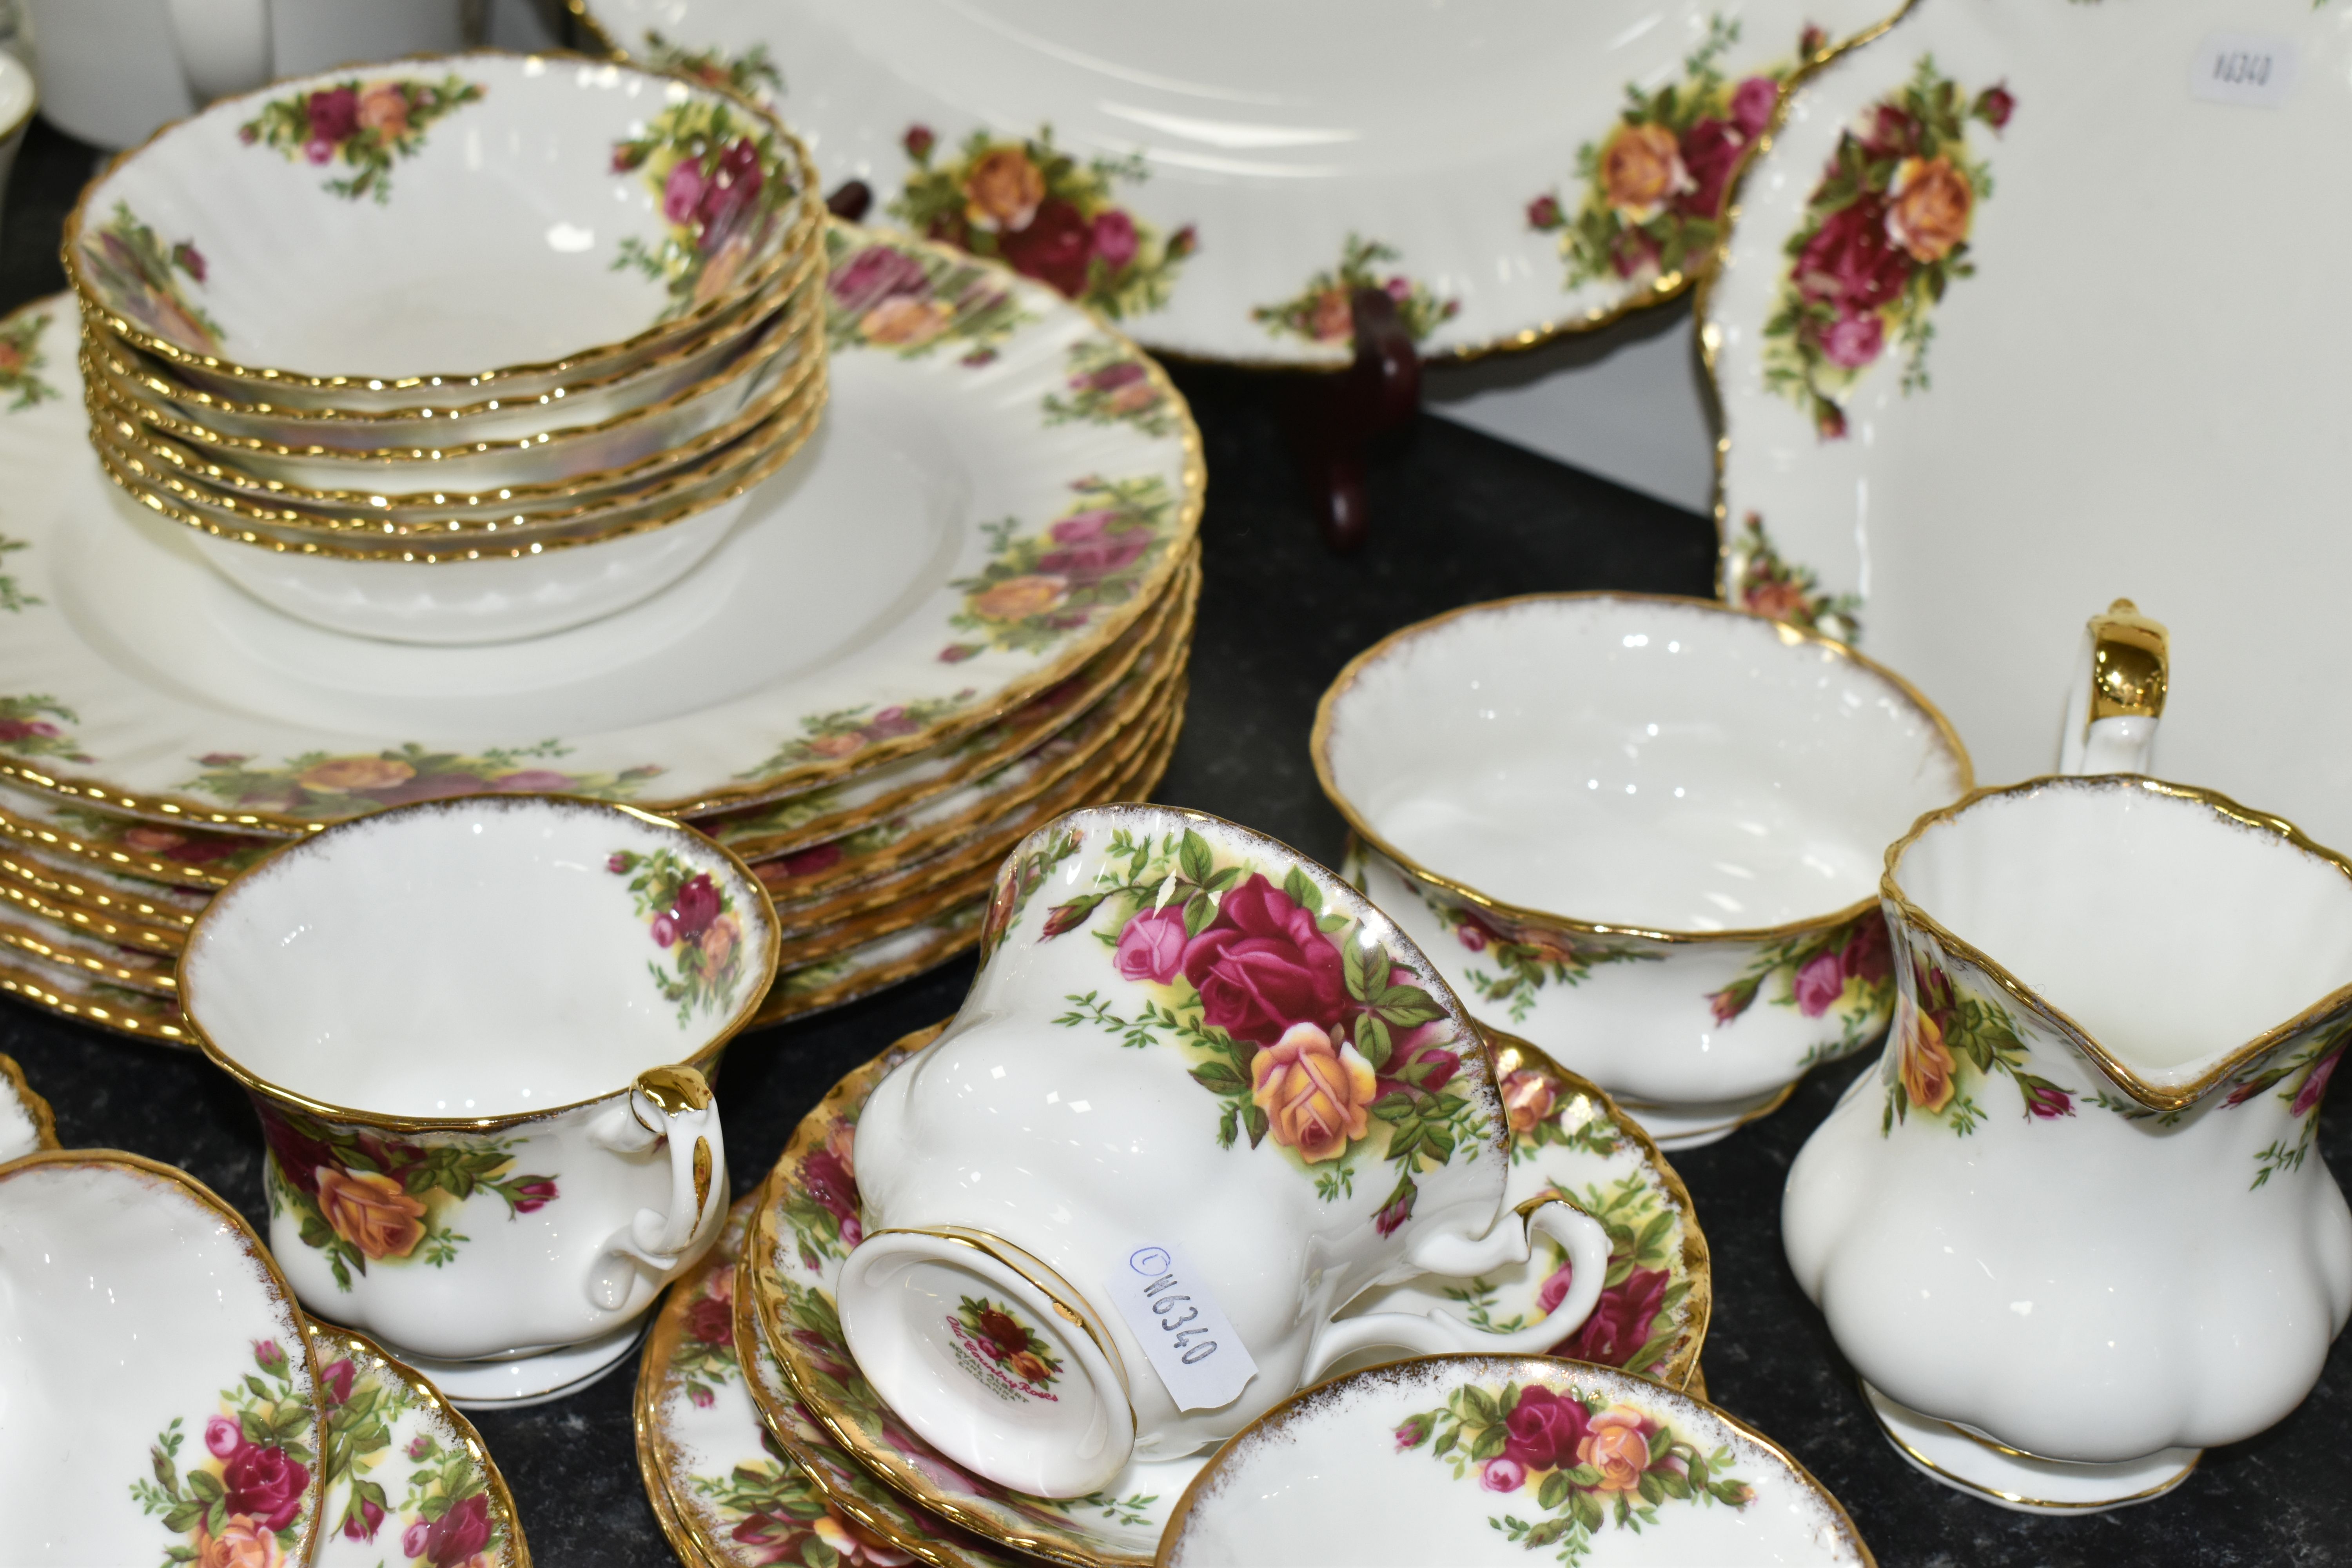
[178,794,779,1407]
[66,51,813,411]
[1321,592,1972,1147]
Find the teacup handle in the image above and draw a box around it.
[582,1065,724,1310]
[1299,1196,1614,1381]
[2058,598,2168,776]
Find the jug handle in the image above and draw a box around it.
[582,1065,725,1310]
[1299,1196,1613,1382]
[2058,598,2168,776]
[165,0,274,105]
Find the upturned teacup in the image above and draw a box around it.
[1784,775,2352,1510]
[836,805,1614,1497]
[180,795,779,1389]
[1319,593,1973,1146]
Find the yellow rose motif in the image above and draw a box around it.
[197,1515,281,1568]
[357,83,409,137]
[1307,287,1354,343]
[969,574,1069,622]
[295,755,414,793]
[859,295,955,347]
[963,146,1046,232]
[1896,993,1955,1113]
[1886,154,1973,262]
[1249,1021,1377,1164]
[1598,122,1692,222]
[1577,1403,1655,1493]
[1500,1068,1559,1135]
[314,1166,428,1261]
[699,912,740,973]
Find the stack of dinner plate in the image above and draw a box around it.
[0,57,1198,1042]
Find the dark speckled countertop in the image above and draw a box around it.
[1,113,2343,1568]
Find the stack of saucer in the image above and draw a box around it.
[0,73,1197,1042]
[71,51,826,647]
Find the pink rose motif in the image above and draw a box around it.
[607,852,633,875]
[223,1443,310,1532]
[1179,873,1349,1045]
[403,1491,491,1567]
[652,913,678,947]
[1501,1385,1592,1471]
[1082,360,1147,393]
[1373,1181,1417,1238]
[2293,1044,2344,1118]
[512,1178,559,1213]
[1818,310,1885,369]
[1730,75,1779,138]
[0,718,56,742]
[342,1497,385,1542]
[1037,523,1150,584]
[1091,209,1139,270]
[866,705,920,740]
[307,87,359,143]
[695,138,767,250]
[1546,1263,1671,1367]
[1454,918,1490,954]
[1795,194,1911,315]
[1393,1414,1432,1450]
[802,1147,861,1246]
[1480,1456,1527,1493]
[663,160,709,225]
[319,1358,356,1407]
[407,1434,433,1461]
[486,769,574,792]
[1115,904,1190,984]
[1974,83,2016,131]
[1792,947,1848,1018]
[2024,1082,2074,1120]
[1526,193,1562,229]
[254,1341,287,1375]
[205,1415,245,1459]
[904,124,936,160]
[831,246,929,312]
[172,241,207,282]
[1383,275,1411,301]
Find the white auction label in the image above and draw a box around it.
[2190,33,2296,108]
[1108,1243,1258,1412]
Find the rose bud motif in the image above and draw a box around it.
[205,1414,246,1460]
[343,1495,386,1542]
[319,1358,356,1407]
[1480,1456,1527,1493]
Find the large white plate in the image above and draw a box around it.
[0,224,1200,832]
[1706,0,2352,848]
[577,0,1902,364]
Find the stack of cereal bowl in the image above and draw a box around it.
[75,50,826,645]
[0,59,1200,1040]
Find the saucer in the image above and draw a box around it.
[305,1319,531,1565]
[641,1192,1027,1567]
[0,222,1201,834]
[743,1027,1205,1567]
[0,1151,329,1564]
[1158,1354,1872,1566]
[1336,1032,1709,1390]
[0,944,191,1042]
[0,1050,57,1160]
[1861,1381,2198,1517]
[384,1322,651,1412]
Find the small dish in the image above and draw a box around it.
[69,52,810,397]
[1157,1354,1872,1566]
[306,1319,532,1566]
[643,1192,1026,1568]
[0,1049,58,1160]
[1319,592,1970,1145]
[0,1150,329,1564]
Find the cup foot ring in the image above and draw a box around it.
[371,1319,649,1410]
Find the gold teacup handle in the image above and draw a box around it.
[2059,598,2168,776]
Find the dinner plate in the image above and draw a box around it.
[0,1151,329,1566]
[305,1320,531,1568]
[1703,0,2352,848]
[0,221,1201,833]
[642,1192,1028,1567]
[575,0,1903,364]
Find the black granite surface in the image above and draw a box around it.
[2,116,2345,1567]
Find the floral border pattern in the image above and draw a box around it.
[1041,337,1181,438]
[0,313,59,412]
[1252,234,1459,348]
[237,75,486,203]
[132,1338,316,1568]
[610,846,752,1023]
[824,226,1029,363]
[315,1339,510,1562]
[178,742,661,821]
[1761,55,2013,439]
[892,125,1193,319]
[942,475,1177,662]
[79,203,223,354]
[1726,512,1860,643]
[612,94,799,322]
[637,31,783,102]
[0,695,93,764]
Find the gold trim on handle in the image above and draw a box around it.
[2086,598,2168,722]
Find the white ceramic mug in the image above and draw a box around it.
[837,804,1613,1497]
[179,794,779,1397]
[25,0,468,149]
[1784,772,2352,1511]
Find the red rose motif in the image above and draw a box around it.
[1090,209,1139,270]
[1675,116,1747,217]
[2024,1082,2074,1120]
[1115,904,1190,985]
[1526,193,1562,230]
[307,87,359,143]
[688,1288,734,1346]
[1544,1263,1671,1367]
[223,1443,310,1532]
[1730,75,1779,138]
[670,873,722,940]
[1500,1385,1592,1471]
[1840,916,1892,987]
[998,198,1093,298]
[904,124,936,160]
[1860,104,1917,158]
[865,705,920,740]
[1083,360,1147,394]
[1036,526,1150,584]
[1179,873,1348,1046]
[403,1492,491,1567]
[802,1147,861,1247]
[2294,1044,2344,1118]
[1818,310,1885,369]
[1794,194,1911,315]
[343,1496,385,1542]
[975,1305,1030,1358]
[1974,84,2015,130]
[696,138,767,251]
[256,1105,337,1196]
[320,1358,356,1407]
[663,159,707,225]
[832,246,929,312]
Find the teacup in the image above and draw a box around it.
[179,794,779,1401]
[1784,774,2352,1511]
[837,804,1614,1497]
[1319,593,1973,1146]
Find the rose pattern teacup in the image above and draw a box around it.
[180,795,779,1376]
